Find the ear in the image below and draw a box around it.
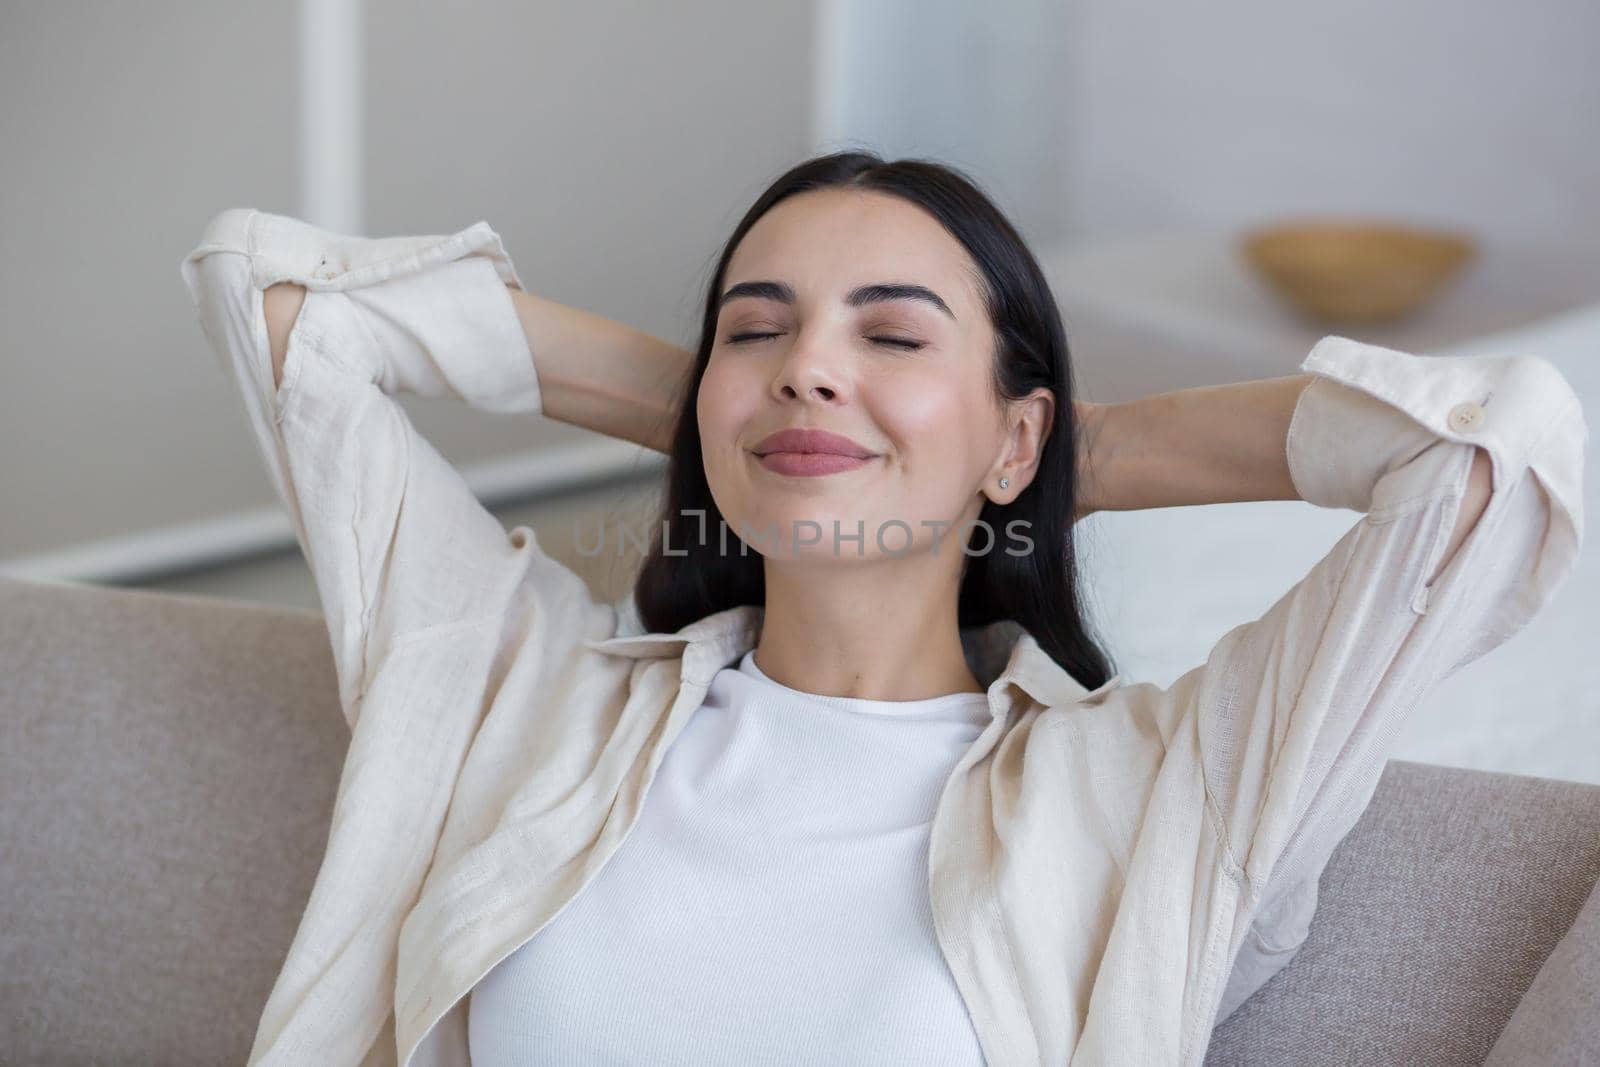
[991,388,1055,499]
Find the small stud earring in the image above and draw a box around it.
[998,477,1009,489]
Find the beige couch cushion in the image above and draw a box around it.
[1205,760,1600,1063]
[0,577,348,1065]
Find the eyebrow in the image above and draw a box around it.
[718,279,956,320]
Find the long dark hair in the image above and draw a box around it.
[632,151,1115,690]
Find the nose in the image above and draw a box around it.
[769,327,847,404]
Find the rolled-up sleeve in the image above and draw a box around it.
[179,209,600,732]
[1195,335,1586,904]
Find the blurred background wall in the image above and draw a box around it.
[0,0,819,585]
[1060,0,1600,249]
[3,0,1595,585]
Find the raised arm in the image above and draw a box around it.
[502,286,695,455]
[262,232,696,455]
[1128,337,1586,1022]
[182,208,610,733]
[1086,370,1495,583]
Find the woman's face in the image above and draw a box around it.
[697,187,1048,564]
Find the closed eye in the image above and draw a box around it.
[727,331,924,351]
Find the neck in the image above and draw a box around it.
[753,555,982,701]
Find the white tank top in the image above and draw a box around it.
[466,649,992,1065]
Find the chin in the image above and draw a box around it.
[719,504,878,562]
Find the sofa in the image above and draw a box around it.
[2,573,1596,1065]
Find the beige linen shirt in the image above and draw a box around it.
[179,208,1586,1067]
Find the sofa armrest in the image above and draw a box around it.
[1484,872,1600,1064]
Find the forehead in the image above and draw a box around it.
[724,189,983,316]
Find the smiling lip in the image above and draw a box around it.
[751,427,876,458]
[756,452,874,476]
[750,427,878,478]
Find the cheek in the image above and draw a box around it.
[697,360,769,487]
[880,376,991,473]
[696,362,745,443]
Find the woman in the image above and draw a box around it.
[180,152,1585,1067]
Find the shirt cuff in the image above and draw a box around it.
[340,238,544,417]
[1285,335,1581,513]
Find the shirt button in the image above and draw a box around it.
[1447,400,1485,433]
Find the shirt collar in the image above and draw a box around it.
[581,604,1121,716]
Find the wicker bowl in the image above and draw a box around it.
[1240,220,1476,324]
